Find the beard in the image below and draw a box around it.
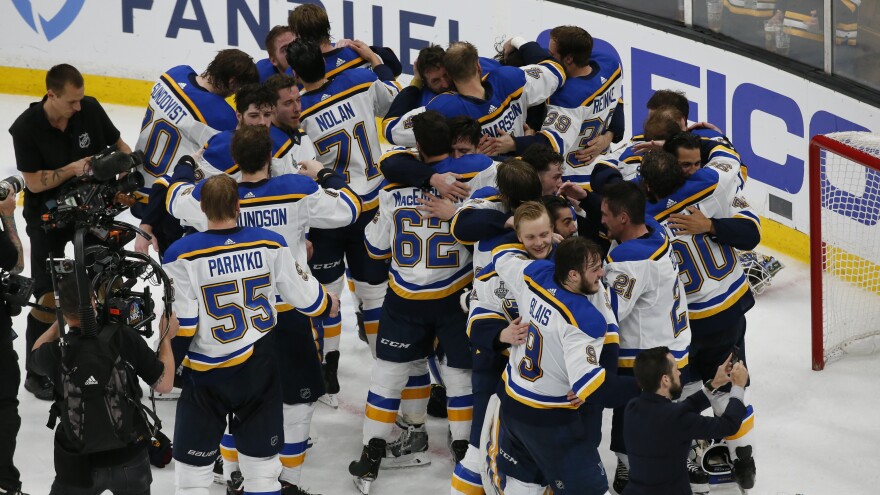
[669,381,683,401]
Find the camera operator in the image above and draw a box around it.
[8,64,131,400]
[29,275,176,495]
[0,191,25,495]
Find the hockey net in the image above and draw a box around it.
[810,132,880,370]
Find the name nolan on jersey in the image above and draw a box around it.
[208,251,265,277]
[149,83,189,125]
[315,101,357,132]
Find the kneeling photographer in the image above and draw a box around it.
[29,272,177,495]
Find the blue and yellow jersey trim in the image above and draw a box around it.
[581,66,622,107]
[619,347,689,369]
[652,182,719,223]
[688,273,750,320]
[325,56,366,80]
[177,316,198,337]
[173,239,282,262]
[165,181,192,217]
[479,87,525,125]
[606,236,670,264]
[524,275,578,326]
[301,82,373,120]
[734,210,762,233]
[159,72,206,124]
[388,265,473,301]
[183,344,254,372]
[364,238,392,260]
[467,306,508,338]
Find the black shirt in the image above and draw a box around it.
[9,95,120,222]
[30,325,163,474]
[0,225,18,335]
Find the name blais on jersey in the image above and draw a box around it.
[208,251,264,277]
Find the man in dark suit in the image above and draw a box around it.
[623,347,748,495]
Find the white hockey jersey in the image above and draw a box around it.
[646,158,760,320]
[365,152,495,300]
[299,68,399,210]
[166,174,361,267]
[384,61,566,148]
[135,65,238,198]
[162,227,330,371]
[194,125,316,180]
[605,220,691,370]
[493,251,615,408]
[540,45,624,184]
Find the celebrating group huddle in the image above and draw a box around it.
[22,3,775,495]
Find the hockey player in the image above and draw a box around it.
[599,181,692,493]
[488,237,636,494]
[451,201,554,495]
[349,112,496,494]
[287,38,399,407]
[541,195,579,239]
[163,173,339,495]
[521,144,565,196]
[258,25,295,83]
[167,126,359,494]
[189,83,299,181]
[287,3,402,80]
[263,74,319,171]
[384,40,565,148]
[134,49,259,255]
[482,26,625,177]
[449,159,543,276]
[640,151,760,492]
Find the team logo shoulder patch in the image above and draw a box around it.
[525,67,542,79]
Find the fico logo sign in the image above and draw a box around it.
[12,0,85,41]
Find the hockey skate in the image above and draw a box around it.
[612,458,629,494]
[732,446,756,493]
[213,455,225,485]
[688,458,710,494]
[356,309,368,344]
[226,470,244,495]
[449,439,468,464]
[349,438,386,494]
[280,481,320,494]
[318,350,340,409]
[154,386,181,401]
[381,420,431,469]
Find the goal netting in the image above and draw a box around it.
[810,132,880,370]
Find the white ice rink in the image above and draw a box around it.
[1,94,879,494]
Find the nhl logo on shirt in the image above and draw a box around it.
[555,480,565,490]
[78,132,90,148]
[300,388,311,400]
[271,435,279,446]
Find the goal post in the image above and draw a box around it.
[809,132,880,370]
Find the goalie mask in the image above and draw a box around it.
[737,250,784,295]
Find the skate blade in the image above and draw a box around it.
[690,483,709,494]
[212,474,225,485]
[317,394,339,409]
[380,452,431,469]
[154,391,181,401]
[353,477,372,494]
